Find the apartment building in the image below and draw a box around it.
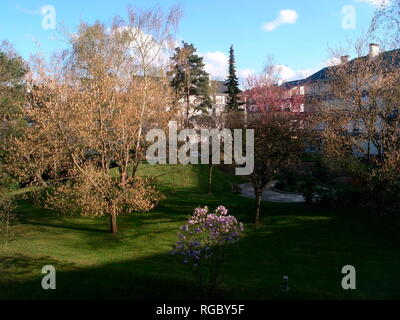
[177,80,229,125]
[281,43,400,112]
[279,44,400,155]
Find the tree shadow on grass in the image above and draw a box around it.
[0,254,76,275]
[0,254,78,299]
[24,222,109,234]
[0,252,200,300]
[1,213,400,300]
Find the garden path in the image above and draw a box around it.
[239,182,305,203]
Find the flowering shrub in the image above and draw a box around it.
[171,205,244,298]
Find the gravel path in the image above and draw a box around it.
[239,182,305,203]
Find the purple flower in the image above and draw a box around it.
[216,205,228,216]
[173,205,244,271]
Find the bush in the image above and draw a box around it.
[315,186,338,205]
[0,189,19,247]
[311,163,332,182]
[171,206,244,299]
[0,171,19,191]
[334,186,368,207]
[303,184,366,207]
[275,170,318,194]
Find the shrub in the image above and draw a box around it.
[0,189,18,247]
[0,171,19,191]
[171,206,244,299]
[315,186,338,205]
[275,170,319,193]
[335,186,368,207]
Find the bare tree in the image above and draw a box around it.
[370,0,400,49]
[317,39,400,215]
[6,6,181,233]
[242,68,306,225]
[190,82,226,194]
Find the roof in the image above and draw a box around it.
[210,80,228,95]
[282,78,308,88]
[283,48,400,88]
[307,67,331,82]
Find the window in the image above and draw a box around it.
[353,121,361,132]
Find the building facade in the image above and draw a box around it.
[280,44,400,155]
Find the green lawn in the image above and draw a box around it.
[1,164,400,300]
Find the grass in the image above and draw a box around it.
[1,164,400,300]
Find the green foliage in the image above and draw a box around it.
[334,186,366,206]
[0,41,28,127]
[0,189,19,247]
[0,171,19,191]
[275,170,319,194]
[0,41,28,170]
[169,42,212,112]
[224,45,242,111]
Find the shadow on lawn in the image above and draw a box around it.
[2,212,400,300]
[25,222,109,234]
[0,252,199,300]
[5,165,400,300]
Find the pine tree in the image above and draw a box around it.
[224,45,242,111]
[169,42,212,126]
[0,41,27,147]
[0,41,27,125]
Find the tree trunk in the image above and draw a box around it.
[37,173,48,187]
[5,211,10,249]
[120,169,127,187]
[110,213,118,234]
[186,92,190,127]
[255,190,262,225]
[208,164,213,195]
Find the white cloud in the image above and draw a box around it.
[323,57,341,67]
[202,50,316,83]
[202,51,229,80]
[238,68,255,80]
[275,65,317,82]
[262,10,299,32]
[200,50,324,84]
[201,51,254,83]
[354,0,391,7]
[16,4,40,15]
[115,26,175,68]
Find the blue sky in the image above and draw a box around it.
[0,0,386,82]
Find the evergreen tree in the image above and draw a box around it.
[169,42,212,126]
[224,45,242,111]
[0,41,27,127]
[0,41,28,189]
[0,41,28,148]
